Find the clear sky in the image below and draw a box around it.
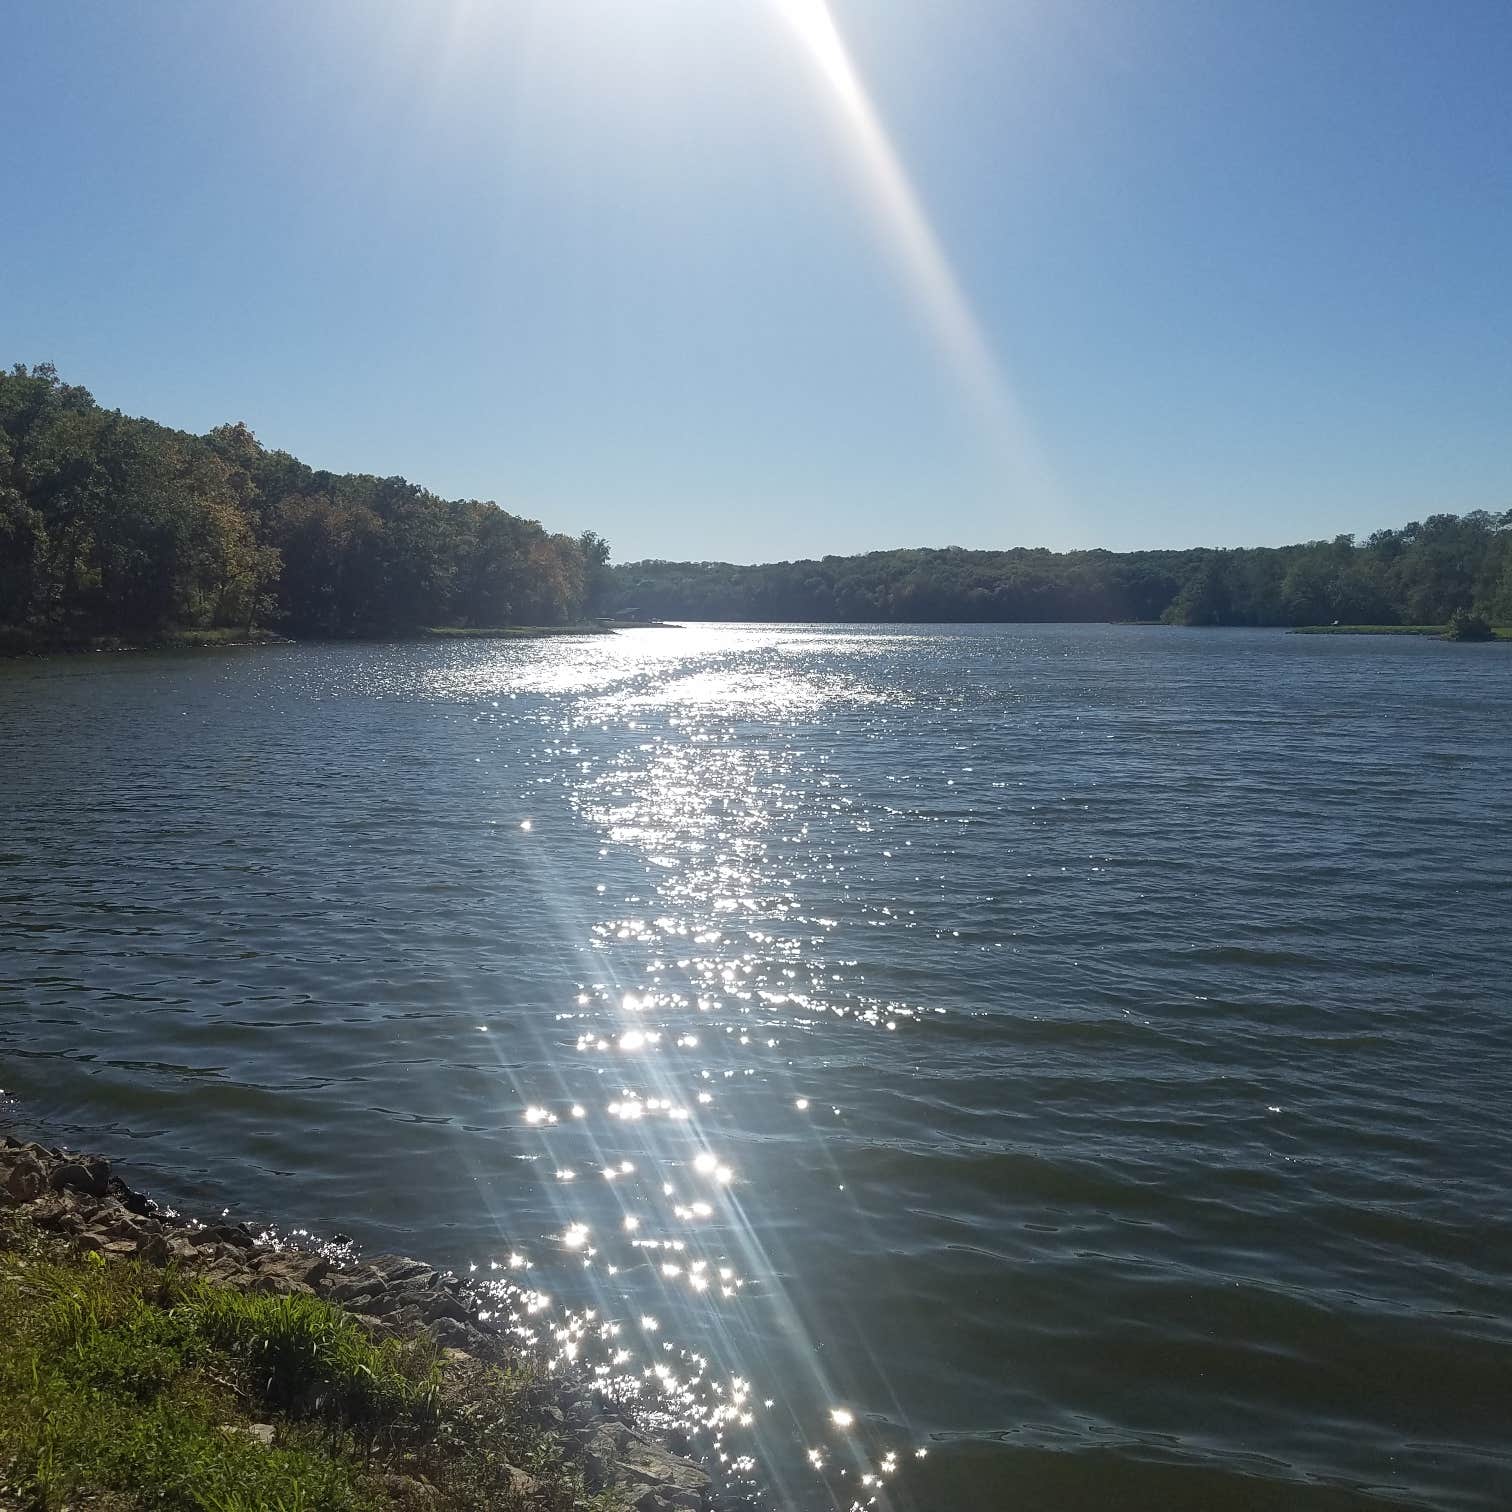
[4,1,1509,564]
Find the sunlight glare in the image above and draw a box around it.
[772,0,1058,511]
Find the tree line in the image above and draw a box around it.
[609,513,1512,627]
[5,363,1508,644]
[0,364,610,644]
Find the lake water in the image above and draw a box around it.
[3,624,1511,1511]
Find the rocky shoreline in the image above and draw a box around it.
[0,1136,717,1512]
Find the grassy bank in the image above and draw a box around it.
[0,1211,595,1512]
[1290,624,1512,638]
[0,626,293,657]
[1291,624,1443,635]
[0,1139,715,1512]
[159,628,295,649]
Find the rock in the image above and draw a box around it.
[250,1272,314,1297]
[502,1464,540,1498]
[380,1473,439,1508]
[255,1250,330,1288]
[418,1291,469,1326]
[427,1316,481,1352]
[107,1175,153,1216]
[201,1257,256,1287]
[580,1426,620,1489]
[604,1490,684,1512]
[86,1198,137,1237]
[2,1155,46,1204]
[325,1271,384,1306]
[191,1223,254,1250]
[220,1422,276,1447]
[251,1251,316,1285]
[50,1159,110,1198]
[298,1254,331,1285]
[367,1254,433,1286]
[616,1438,711,1501]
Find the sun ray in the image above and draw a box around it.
[773,0,1059,514]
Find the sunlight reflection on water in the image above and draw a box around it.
[443,627,943,1507]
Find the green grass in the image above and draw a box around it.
[179,1286,439,1427]
[1290,623,1512,638]
[161,627,292,648]
[0,1215,593,1512]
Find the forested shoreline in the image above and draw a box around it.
[0,364,610,648]
[609,514,1512,628]
[4,363,1509,648]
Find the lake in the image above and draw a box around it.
[2,624,1510,1511]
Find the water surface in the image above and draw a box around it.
[3,625,1510,1510]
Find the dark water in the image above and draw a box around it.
[3,625,1511,1511]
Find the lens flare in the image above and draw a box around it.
[773,0,1058,513]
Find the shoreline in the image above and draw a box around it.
[0,623,680,659]
[6,618,1507,659]
[0,627,298,658]
[1288,623,1512,639]
[0,1136,724,1512]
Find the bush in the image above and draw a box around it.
[1445,608,1494,641]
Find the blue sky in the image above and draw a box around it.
[4,0,1509,563]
